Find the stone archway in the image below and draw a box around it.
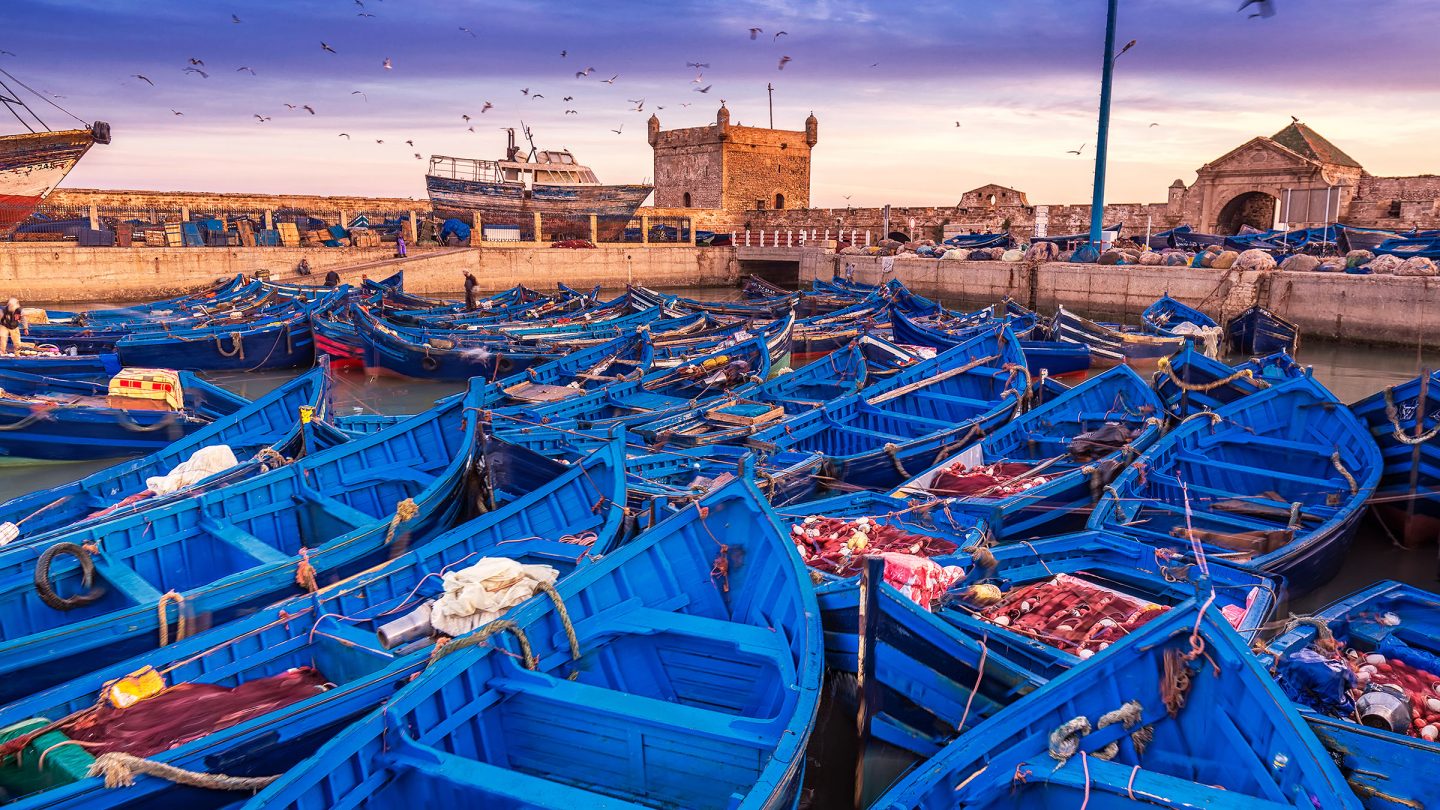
[1216,191,1278,234]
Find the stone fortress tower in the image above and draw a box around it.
[647,105,817,212]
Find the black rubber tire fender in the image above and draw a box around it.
[34,542,106,611]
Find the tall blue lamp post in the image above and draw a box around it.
[1080,0,1120,262]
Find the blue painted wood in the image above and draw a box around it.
[0,359,333,539]
[243,475,823,810]
[0,437,626,808]
[0,382,484,701]
[872,599,1359,808]
[1140,293,1219,337]
[894,364,1166,540]
[1054,304,1186,364]
[0,368,250,462]
[1226,305,1300,356]
[1349,369,1440,541]
[1153,347,1304,418]
[1091,371,1383,595]
[1265,580,1440,810]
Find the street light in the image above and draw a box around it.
[1079,0,1120,263]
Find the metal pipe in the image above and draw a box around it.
[1086,0,1120,254]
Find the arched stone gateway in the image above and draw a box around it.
[1216,190,1279,234]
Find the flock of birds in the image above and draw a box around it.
[99,0,1279,168]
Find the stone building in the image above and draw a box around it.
[647,105,817,212]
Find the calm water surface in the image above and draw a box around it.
[2,286,1435,615]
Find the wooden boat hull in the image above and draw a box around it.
[1227,305,1300,356]
[0,128,100,235]
[0,360,332,539]
[1350,370,1440,546]
[426,175,653,238]
[115,313,319,371]
[1054,305,1185,364]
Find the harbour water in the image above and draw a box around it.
[1,286,1435,618]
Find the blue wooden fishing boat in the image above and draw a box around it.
[0,383,483,701]
[1153,347,1303,418]
[113,302,327,371]
[1227,305,1300,356]
[1053,304,1186,365]
[890,306,1091,377]
[39,275,253,325]
[0,369,250,462]
[0,438,626,808]
[1140,292,1219,337]
[0,351,121,378]
[0,360,333,540]
[635,341,867,448]
[479,332,655,407]
[242,474,824,810]
[893,365,1165,540]
[1350,370,1440,546]
[1090,371,1382,595]
[492,329,783,433]
[353,303,555,380]
[632,284,801,319]
[1265,580,1440,810]
[871,598,1360,808]
[750,325,1027,492]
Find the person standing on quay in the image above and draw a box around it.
[0,298,26,355]
[396,235,407,258]
[463,271,478,311]
[324,269,341,287]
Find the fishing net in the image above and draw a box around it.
[972,574,1168,658]
[61,667,329,759]
[1067,423,1139,462]
[929,462,1044,497]
[790,516,958,577]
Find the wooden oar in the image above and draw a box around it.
[866,354,1000,405]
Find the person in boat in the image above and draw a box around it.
[396,235,407,258]
[324,269,341,287]
[464,271,478,311]
[297,257,312,276]
[0,298,25,354]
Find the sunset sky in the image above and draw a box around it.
[6,0,1438,207]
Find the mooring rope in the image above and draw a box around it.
[88,752,279,791]
[215,332,245,360]
[1157,356,1262,393]
[383,498,419,545]
[428,618,535,668]
[1383,386,1440,445]
[534,581,582,680]
[157,590,186,647]
[1330,452,1358,495]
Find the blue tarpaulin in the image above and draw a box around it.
[440,218,472,243]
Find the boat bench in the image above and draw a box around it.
[1173,452,1340,491]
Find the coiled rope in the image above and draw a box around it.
[534,581,582,680]
[1383,386,1440,445]
[114,411,178,434]
[0,407,56,432]
[882,443,909,478]
[1094,701,1148,760]
[87,751,278,791]
[1048,717,1091,764]
[429,618,535,668]
[1330,452,1358,495]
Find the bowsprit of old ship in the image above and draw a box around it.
[425,125,652,240]
[0,69,109,235]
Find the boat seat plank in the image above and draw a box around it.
[91,557,164,605]
[571,605,796,684]
[292,484,375,531]
[1204,433,1332,457]
[1173,452,1340,490]
[381,745,656,809]
[197,511,292,565]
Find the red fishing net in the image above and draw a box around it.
[930,462,1046,497]
[976,574,1169,658]
[62,667,329,759]
[1347,653,1440,739]
[791,516,958,576]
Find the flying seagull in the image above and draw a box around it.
[1149,122,1160,127]
[462,114,471,122]
[321,42,337,53]
[532,93,544,99]
[1067,142,1086,155]
[414,153,422,159]
[748,27,762,39]
[357,11,375,17]
[382,57,392,69]
[563,95,573,101]
[565,109,578,115]
[694,84,712,93]
[183,67,209,78]
[284,103,297,109]
[188,57,205,66]
[686,61,710,68]
[170,109,184,116]
[1239,0,1277,18]
[405,139,414,146]
[773,31,787,40]
[459,26,476,37]
[375,139,384,144]
[302,105,316,114]
[602,74,618,84]
[777,55,791,70]
[352,90,367,101]
[253,114,271,122]
[236,66,256,75]
[339,133,351,138]
[611,124,623,134]
[560,50,568,57]
[480,101,493,113]
[231,14,241,23]
[520,87,530,95]
[132,74,154,85]
[954,121,961,127]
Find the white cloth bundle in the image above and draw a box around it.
[430,558,559,637]
[145,445,240,495]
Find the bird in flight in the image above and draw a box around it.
[352,90,367,101]
[321,42,337,53]
[480,101,493,113]
[520,87,530,96]
[1149,122,1160,127]
[467,126,475,132]
[462,114,471,122]
[773,31,787,41]
[231,13,241,23]
[1066,143,1086,155]
[382,57,392,69]
[870,62,879,68]
[132,74,154,85]
[565,109,578,115]
[188,57,205,66]
[694,84,712,94]
[748,27,762,39]
[339,133,351,138]
[680,102,692,107]
[375,139,384,144]
[611,124,624,134]
[1239,0,1277,18]
[184,67,209,78]
[1290,114,1300,123]
[777,55,791,70]
[686,61,710,68]
[358,12,375,17]
[602,74,618,84]
[563,95,573,101]
[405,139,414,146]
[236,66,256,75]
[303,105,316,114]
[253,114,271,122]
[413,153,422,160]
[532,93,545,99]
[170,109,184,116]
[954,121,961,127]
[459,26,476,37]
[560,50,568,57]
